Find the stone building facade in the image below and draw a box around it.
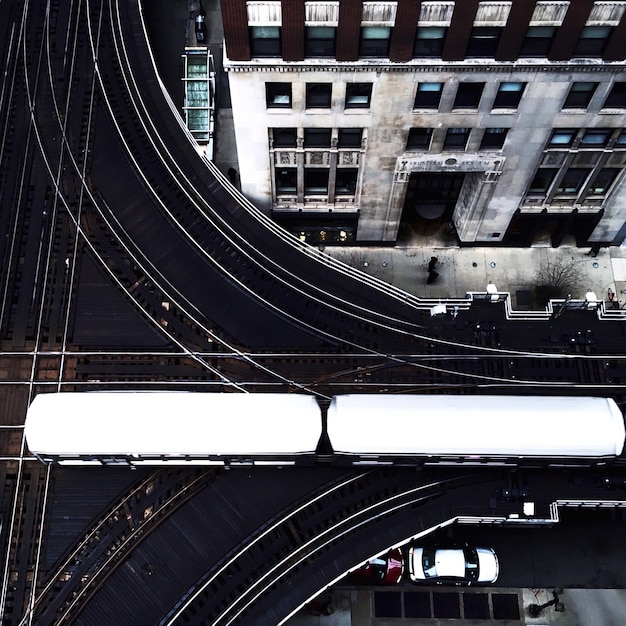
[222,0,626,247]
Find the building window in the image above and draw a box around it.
[272,128,297,148]
[407,128,433,150]
[588,168,619,194]
[580,128,612,147]
[548,128,578,147]
[529,169,557,193]
[480,128,509,150]
[556,168,590,194]
[305,27,336,57]
[573,26,612,57]
[563,82,598,109]
[413,27,446,57]
[304,169,329,194]
[304,128,332,148]
[443,127,470,150]
[466,27,502,57]
[616,130,626,145]
[335,169,359,195]
[250,26,281,57]
[519,26,556,57]
[359,26,391,57]
[345,83,372,109]
[276,168,297,194]
[266,83,292,108]
[453,83,485,109]
[306,83,332,108]
[414,83,443,109]
[337,128,363,148]
[603,83,626,109]
[493,82,525,109]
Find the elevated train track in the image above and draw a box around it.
[0,0,625,625]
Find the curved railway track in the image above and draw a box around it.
[1,1,626,625]
[6,0,626,396]
[33,467,506,626]
[23,467,214,625]
[161,470,485,626]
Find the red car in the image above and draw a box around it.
[348,548,404,585]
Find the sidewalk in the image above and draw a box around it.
[201,0,626,315]
[285,587,626,625]
[323,240,626,312]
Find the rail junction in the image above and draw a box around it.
[1,0,626,624]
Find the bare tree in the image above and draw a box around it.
[534,258,581,291]
[533,258,582,305]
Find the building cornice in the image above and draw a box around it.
[224,59,626,73]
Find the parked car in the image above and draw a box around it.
[348,548,404,585]
[408,546,499,585]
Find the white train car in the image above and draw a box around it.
[327,395,625,466]
[25,392,322,466]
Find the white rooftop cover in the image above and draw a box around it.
[327,395,625,457]
[25,392,321,457]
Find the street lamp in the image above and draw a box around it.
[528,588,565,617]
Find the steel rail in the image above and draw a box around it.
[0,0,51,618]
[134,0,470,319]
[183,475,468,626]
[3,348,626,362]
[161,471,370,624]
[20,0,244,390]
[19,468,211,626]
[106,1,434,346]
[27,0,332,397]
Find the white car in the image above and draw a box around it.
[408,546,499,585]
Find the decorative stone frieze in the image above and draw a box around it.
[274,151,297,166]
[395,153,505,176]
[338,151,361,166]
[224,60,626,73]
[305,151,331,166]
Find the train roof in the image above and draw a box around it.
[25,392,322,457]
[327,395,625,457]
